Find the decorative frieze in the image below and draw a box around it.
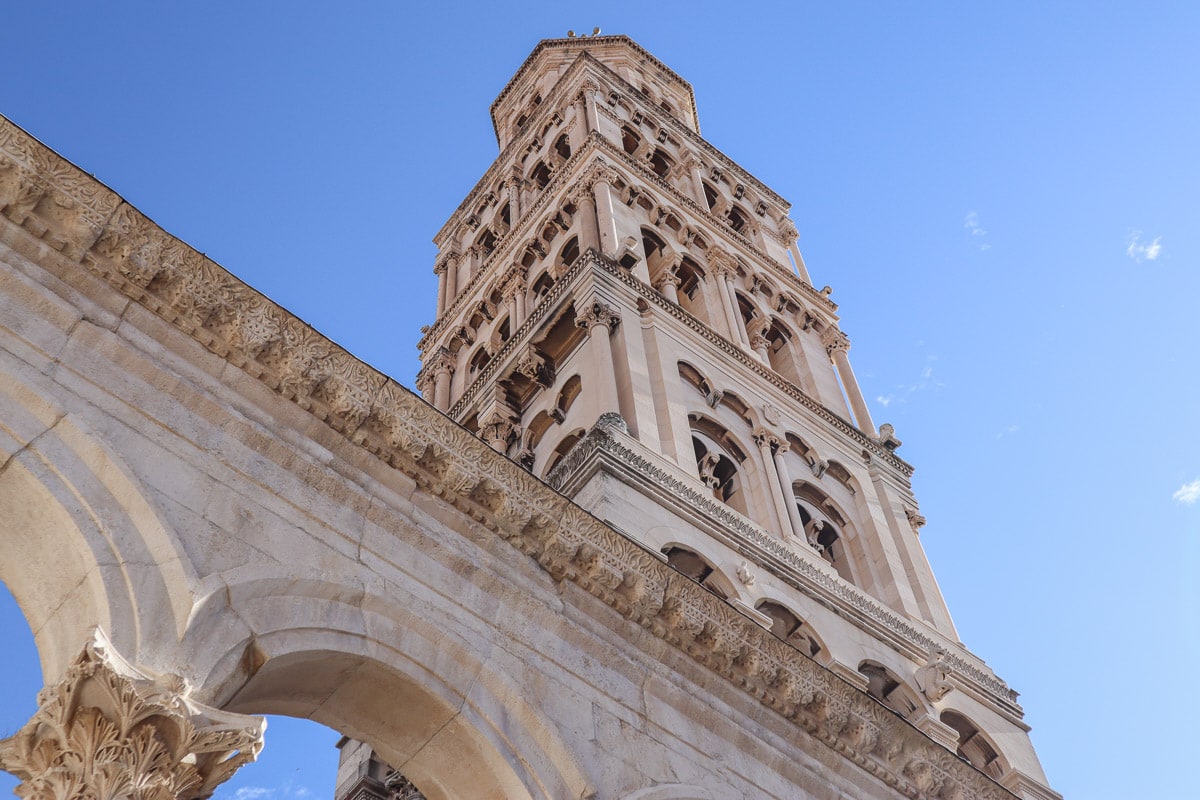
[0,113,1020,799]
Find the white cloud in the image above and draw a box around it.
[873,356,942,411]
[995,423,1021,439]
[233,789,273,800]
[1173,479,1200,505]
[964,212,990,251]
[1126,231,1163,263]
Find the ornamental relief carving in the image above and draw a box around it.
[0,629,264,800]
[0,115,1019,799]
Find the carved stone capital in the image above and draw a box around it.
[821,326,851,355]
[752,427,780,449]
[0,629,265,800]
[575,301,621,333]
[429,347,456,376]
[707,247,740,278]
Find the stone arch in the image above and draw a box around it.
[660,543,738,601]
[0,384,195,681]
[858,659,925,721]
[940,709,1010,781]
[754,598,828,662]
[185,567,591,800]
[791,481,859,585]
[541,426,586,477]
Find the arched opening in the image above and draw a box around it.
[553,133,571,162]
[675,258,709,325]
[755,599,824,659]
[554,374,583,420]
[858,661,921,719]
[690,420,749,517]
[941,711,1008,780]
[649,148,674,178]
[661,546,733,600]
[542,428,585,477]
[728,204,750,235]
[557,236,580,272]
[621,126,642,156]
[529,161,552,190]
[702,181,719,212]
[793,483,856,584]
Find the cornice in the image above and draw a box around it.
[0,113,1022,800]
[548,423,1021,712]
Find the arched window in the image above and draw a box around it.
[675,258,709,324]
[554,374,583,420]
[661,545,732,600]
[793,483,855,584]
[756,600,824,659]
[941,711,1007,780]
[859,661,921,719]
[557,236,580,271]
[621,126,641,155]
[529,161,552,189]
[728,204,750,234]
[690,420,749,517]
[543,428,585,477]
[649,148,674,178]
[553,133,571,161]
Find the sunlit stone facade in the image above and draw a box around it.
[0,32,1058,800]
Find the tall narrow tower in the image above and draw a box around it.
[414,34,1057,799]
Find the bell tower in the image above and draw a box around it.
[415,34,1058,799]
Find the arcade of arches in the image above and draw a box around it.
[0,33,1058,800]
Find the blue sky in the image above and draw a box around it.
[1,4,1197,798]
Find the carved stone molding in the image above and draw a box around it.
[0,629,265,800]
[0,116,1021,798]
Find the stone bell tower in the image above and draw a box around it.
[411,34,1059,799]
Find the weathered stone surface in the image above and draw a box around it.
[0,33,1059,800]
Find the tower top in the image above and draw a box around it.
[490,34,700,147]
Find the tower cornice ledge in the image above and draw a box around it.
[0,112,1025,800]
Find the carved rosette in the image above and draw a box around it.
[0,630,264,800]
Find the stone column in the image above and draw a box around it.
[481,411,518,453]
[720,272,751,348]
[432,349,454,411]
[754,429,792,540]
[512,276,527,326]
[443,253,459,312]
[0,629,265,800]
[781,221,813,284]
[749,322,771,364]
[771,442,806,540]
[823,328,877,436]
[434,260,448,315]
[593,177,619,257]
[655,268,681,304]
[575,300,622,418]
[507,166,524,221]
[574,189,601,253]
[682,150,708,206]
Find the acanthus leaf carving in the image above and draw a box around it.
[0,629,263,800]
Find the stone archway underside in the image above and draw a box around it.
[0,115,1015,800]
